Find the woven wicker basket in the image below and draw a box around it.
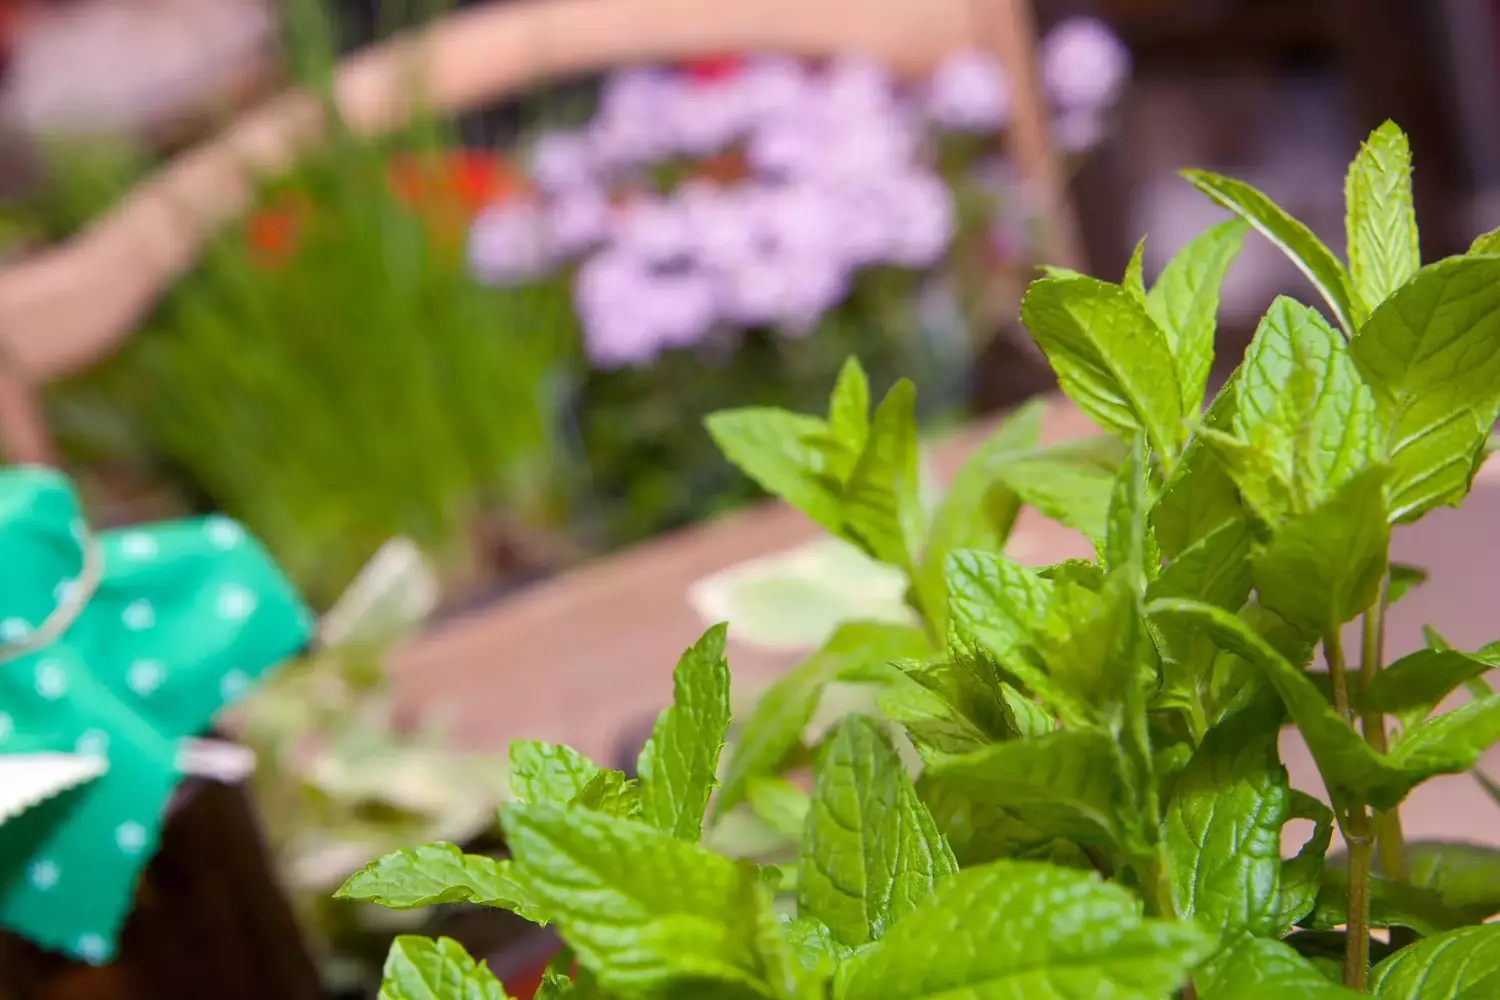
[0,0,1074,462]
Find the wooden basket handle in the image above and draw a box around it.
[0,0,1073,459]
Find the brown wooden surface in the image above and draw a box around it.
[393,399,1500,850]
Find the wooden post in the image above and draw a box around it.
[975,0,1086,270]
[0,349,55,465]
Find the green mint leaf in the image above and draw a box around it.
[1124,236,1149,305]
[1152,381,1245,558]
[877,656,1016,760]
[1196,935,1362,999]
[926,729,1136,851]
[1231,296,1382,518]
[834,860,1212,1000]
[1019,275,1186,461]
[337,843,546,923]
[1362,647,1495,722]
[1182,169,1360,335]
[1040,575,1149,716]
[1163,703,1288,938]
[1146,220,1249,414]
[828,357,871,466]
[1148,517,1254,716]
[1349,255,1500,520]
[1038,558,1106,590]
[1470,227,1500,255]
[1389,692,1500,779]
[839,379,922,570]
[570,769,642,819]
[707,408,844,534]
[756,902,839,1000]
[1146,599,1417,811]
[377,936,512,1000]
[1103,437,1153,585]
[918,399,1046,633]
[1370,923,1500,998]
[638,624,732,841]
[716,621,932,815]
[1274,790,1335,932]
[533,971,573,1000]
[746,777,811,842]
[990,434,1127,543]
[1407,841,1500,922]
[1345,121,1421,314]
[511,740,600,805]
[1250,464,1391,638]
[1303,867,1477,937]
[945,550,1076,720]
[501,802,772,998]
[1387,563,1428,606]
[916,772,1055,866]
[799,715,957,946]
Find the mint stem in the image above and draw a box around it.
[1358,580,1410,882]
[1327,626,1371,990]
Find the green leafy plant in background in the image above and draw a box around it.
[339,120,1500,998]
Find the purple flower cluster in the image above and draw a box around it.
[467,20,1130,369]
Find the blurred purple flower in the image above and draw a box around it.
[762,181,841,258]
[528,129,596,192]
[1041,17,1130,111]
[574,250,661,367]
[678,181,761,269]
[818,57,898,122]
[590,68,678,167]
[745,118,823,178]
[1052,107,1106,153]
[468,201,554,285]
[732,55,812,125]
[721,247,849,332]
[545,184,611,257]
[877,171,956,268]
[613,196,693,265]
[926,49,1011,132]
[645,270,720,349]
[666,82,750,157]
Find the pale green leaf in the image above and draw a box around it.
[1250,464,1390,638]
[378,936,512,1000]
[1303,867,1478,937]
[746,777,811,842]
[839,380,923,570]
[1196,935,1362,1000]
[876,659,1010,761]
[925,729,1135,850]
[1020,275,1186,460]
[1231,296,1381,517]
[834,860,1213,1000]
[1470,228,1500,255]
[707,408,844,534]
[501,802,773,998]
[1363,648,1494,721]
[828,357,870,466]
[338,843,546,922]
[1346,121,1420,314]
[1349,255,1500,520]
[799,715,957,946]
[990,434,1126,542]
[510,741,600,805]
[570,770,642,820]
[1145,599,1421,811]
[918,399,1046,632]
[1182,169,1360,334]
[1148,517,1254,712]
[1370,923,1500,998]
[638,624,732,841]
[1124,236,1149,305]
[1164,705,1288,938]
[1390,692,1500,778]
[1387,563,1428,606]
[1274,790,1335,932]
[1040,575,1150,716]
[1152,380,1245,558]
[756,905,839,1000]
[716,621,933,815]
[1146,219,1249,414]
[1406,840,1500,921]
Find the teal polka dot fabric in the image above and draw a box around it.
[0,466,313,964]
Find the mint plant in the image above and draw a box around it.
[338,121,1500,998]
